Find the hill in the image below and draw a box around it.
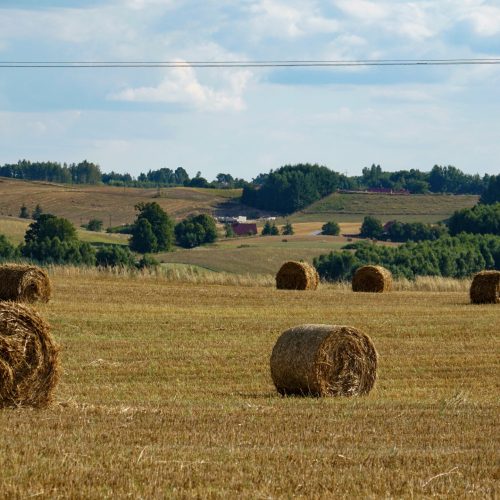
[292,192,479,223]
[0,215,129,246]
[0,178,241,227]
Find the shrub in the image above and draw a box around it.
[360,216,383,239]
[21,214,95,265]
[0,234,19,261]
[281,221,294,235]
[96,245,135,268]
[321,221,340,236]
[175,214,218,248]
[86,219,103,232]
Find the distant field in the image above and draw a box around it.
[0,268,496,497]
[0,215,129,246]
[0,178,242,227]
[159,223,387,275]
[292,192,479,223]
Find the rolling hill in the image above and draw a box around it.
[0,178,241,227]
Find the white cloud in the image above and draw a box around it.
[125,0,177,10]
[248,0,339,38]
[466,5,500,36]
[334,0,388,22]
[111,62,252,111]
[334,1,437,41]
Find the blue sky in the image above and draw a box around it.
[1,0,500,180]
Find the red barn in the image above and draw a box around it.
[232,223,258,236]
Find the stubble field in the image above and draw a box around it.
[0,268,498,498]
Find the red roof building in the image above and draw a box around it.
[232,222,258,236]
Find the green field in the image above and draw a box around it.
[292,192,479,223]
[0,269,497,497]
[0,215,129,246]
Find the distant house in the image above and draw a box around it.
[383,220,397,232]
[367,187,410,195]
[232,222,257,236]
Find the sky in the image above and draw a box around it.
[1,0,500,181]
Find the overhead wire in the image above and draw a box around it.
[1,58,500,68]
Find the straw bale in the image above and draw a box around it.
[270,324,377,397]
[276,261,319,290]
[470,270,500,304]
[0,301,59,408]
[352,265,392,293]
[0,264,51,303]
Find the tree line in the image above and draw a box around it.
[0,160,247,189]
[242,165,499,215]
[2,160,498,206]
[314,233,500,282]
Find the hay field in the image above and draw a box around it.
[0,269,497,498]
[0,178,241,226]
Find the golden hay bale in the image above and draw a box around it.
[352,265,392,293]
[0,264,51,303]
[470,270,500,304]
[276,261,319,290]
[0,301,60,408]
[270,324,377,397]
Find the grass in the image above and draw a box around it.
[0,178,242,226]
[0,268,497,497]
[292,192,479,223]
[158,243,347,274]
[158,222,391,275]
[0,215,129,246]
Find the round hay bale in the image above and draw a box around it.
[352,265,392,293]
[0,301,60,408]
[270,324,377,397]
[276,261,319,290]
[470,270,500,304]
[0,264,51,303]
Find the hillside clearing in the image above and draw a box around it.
[292,192,479,223]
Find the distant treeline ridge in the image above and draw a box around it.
[1,160,498,214]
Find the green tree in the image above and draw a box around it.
[224,223,236,238]
[282,221,294,235]
[261,220,279,236]
[129,202,174,253]
[480,175,500,204]
[21,214,95,265]
[86,219,103,232]
[130,218,158,253]
[175,214,218,248]
[96,245,135,267]
[321,220,340,236]
[32,204,43,220]
[448,203,500,236]
[19,204,30,219]
[314,251,359,281]
[0,234,19,261]
[360,216,383,239]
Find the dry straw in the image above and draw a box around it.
[276,261,319,290]
[352,265,392,293]
[0,301,60,408]
[470,270,500,304]
[0,264,51,303]
[270,324,378,397]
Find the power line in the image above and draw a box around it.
[1,58,500,68]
